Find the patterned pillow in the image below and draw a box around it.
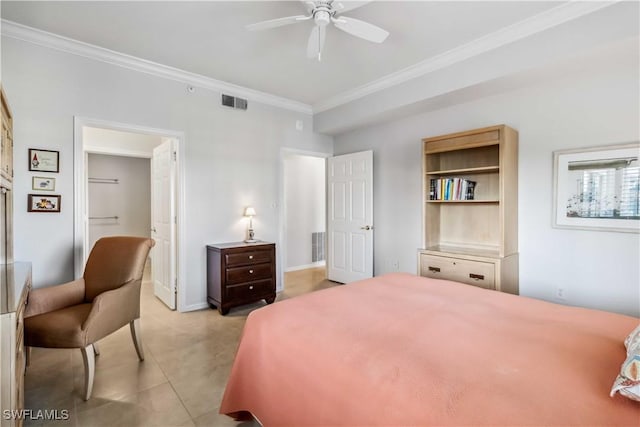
[624,324,640,352]
[611,324,640,401]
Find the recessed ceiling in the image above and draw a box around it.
[1,1,563,107]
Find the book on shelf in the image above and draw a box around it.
[429,178,477,201]
[466,180,476,200]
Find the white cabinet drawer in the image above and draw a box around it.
[420,254,496,290]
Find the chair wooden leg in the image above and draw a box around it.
[93,342,100,356]
[25,346,31,367]
[80,344,95,401]
[130,318,144,361]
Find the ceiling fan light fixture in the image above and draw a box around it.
[314,10,331,26]
[246,0,388,59]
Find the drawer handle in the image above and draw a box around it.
[428,266,440,273]
[249,255,253,259]
[249,285,254,290]
[469,273,485,281]
[249,269,254,274]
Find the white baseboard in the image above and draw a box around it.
[180,301,209,313]
[285,261,326,272]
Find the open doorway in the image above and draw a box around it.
[281,150,327,293]
[85,131,156,252]
[73,118,185,311]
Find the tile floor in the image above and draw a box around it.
[23,266,335,426]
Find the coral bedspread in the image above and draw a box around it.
[220,273,639,426]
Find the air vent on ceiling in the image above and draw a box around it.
[221,94,248,111]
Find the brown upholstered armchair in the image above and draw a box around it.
[24,236,155,400]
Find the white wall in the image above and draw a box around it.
[2,37,333,310]
[284,154,325,270]
[333,39,640,316]
[87,153,151,251]
[84,127,161,157]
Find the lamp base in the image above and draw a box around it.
[245,228,256,243]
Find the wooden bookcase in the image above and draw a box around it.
[418,125,519,294]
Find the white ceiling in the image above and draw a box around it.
[2,1,563,107]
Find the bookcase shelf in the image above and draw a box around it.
[426,200,499,204]
[426,166,499,176]
[424,244,501,258]
[419,124,519,295]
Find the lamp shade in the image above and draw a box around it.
[244,207,256,217]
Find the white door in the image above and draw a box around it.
[327,151,373,283]
[151,138,177,309]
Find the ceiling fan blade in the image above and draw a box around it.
[246,15,309,31]
[333,16,389,43]
[333,1,371,14]
[306,25,327,60]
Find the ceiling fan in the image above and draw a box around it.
[246,1,389,61]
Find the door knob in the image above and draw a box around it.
[360,225,373,230]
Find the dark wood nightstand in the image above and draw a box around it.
[206,242,276,315]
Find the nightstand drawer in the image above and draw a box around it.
[226,250,272,267]
[227,279,273,302]
[226,263,272,285]
[420,254,496,290]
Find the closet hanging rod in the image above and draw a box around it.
[88,177,119,184]
[89,216,119,220]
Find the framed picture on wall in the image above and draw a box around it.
[553,142,640,233]
[29,148,59,172]
[32,176,56,191]
[28,194,61,213]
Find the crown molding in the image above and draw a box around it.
[1,19,313,115]
[312,1,619,113]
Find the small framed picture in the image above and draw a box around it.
[32,176,55,191]
[28,194,61,213]
[29,149,59,173]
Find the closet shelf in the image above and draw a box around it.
[88,178,119,184]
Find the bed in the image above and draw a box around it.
[220,273,639,425]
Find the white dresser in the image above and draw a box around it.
[0,263,32,427]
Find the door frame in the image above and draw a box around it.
[278,147,330,291]
[73,116,188,311]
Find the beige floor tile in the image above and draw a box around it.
[76,383,192,427]
[169,363,233,419]
[23,410,77,427]
[72,356,169,402]
[153,338,237,384]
